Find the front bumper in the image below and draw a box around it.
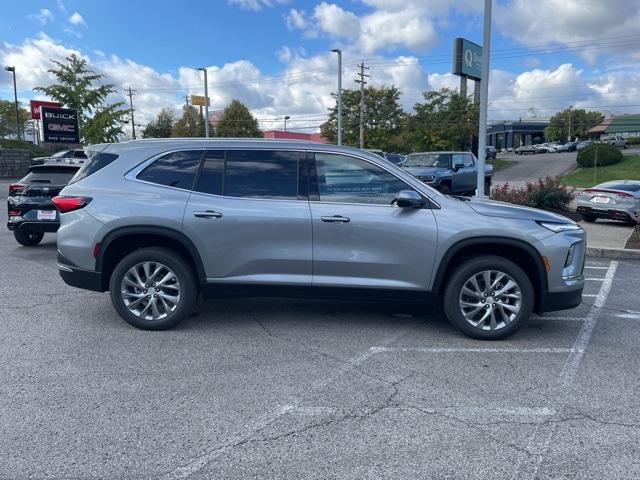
[537,287,583,313]
[57,251,105,292]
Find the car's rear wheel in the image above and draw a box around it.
[443,256,533,339]
[580,213,597,223]
[14,231,44,246]
[109,247,198,330]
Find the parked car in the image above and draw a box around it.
[365,149,388,161]
[576,140,594,151]
[7,163,80,246]
[31,149,87,166]
[55,139,584,339]
[485,146,497,160]
[515,145,538,155]
[576,180,640,224]
[385,153,406,165]
[602,135,629,149]
[556,141,578,152]
[401,151,493,195]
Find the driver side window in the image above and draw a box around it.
[313,153,410,205]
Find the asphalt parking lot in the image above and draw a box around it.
[1,212,640,479]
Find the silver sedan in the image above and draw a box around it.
[576,180,640,224]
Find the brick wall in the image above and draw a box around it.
[0,149,31,178]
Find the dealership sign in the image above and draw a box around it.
[41,106,80,144]
[29,100,62,120]
[452,38,483,81]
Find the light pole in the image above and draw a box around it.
[331,48,342,145]
[476,0,492,198]
[567,105,573,142]
[284,115,290,132]
[198,67,209,138]
[4,66,20,141]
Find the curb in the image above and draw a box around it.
[587,246,640,260]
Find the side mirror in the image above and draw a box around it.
[452,158,464,170]
[395,190,425,208]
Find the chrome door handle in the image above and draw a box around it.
[193,210,223,219]
[321,215,350,223]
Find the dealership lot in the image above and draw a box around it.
[1,214,640,479]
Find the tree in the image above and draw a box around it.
[171,105,204,137]
[215,99,261,137]
[143,108,175,138]
[544,108,604,142]
[35,54,128,144]
[0,100,29,139]
[406,88,479,152]
[321,86,405,151]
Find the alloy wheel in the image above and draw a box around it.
[120,261,181,321]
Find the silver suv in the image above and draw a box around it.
[54,139,585,339]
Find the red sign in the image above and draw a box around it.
[30,100,62,120]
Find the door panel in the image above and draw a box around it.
[310,152,438,290]
[182,149,312,285]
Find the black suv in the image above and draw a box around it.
[7,163,79,246]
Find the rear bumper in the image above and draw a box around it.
[577,206,635,222]
[7,221,60,233]
[537,287,583,313]
[57,251,105,292]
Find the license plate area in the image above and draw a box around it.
[37,210,57,220]
[591,196,611,204]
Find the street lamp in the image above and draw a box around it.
[331,48,342,145]
[4,66,20,141]
[284,115,290,132]
[197,67,209,138]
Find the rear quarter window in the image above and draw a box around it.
[137,150,204,190]
[70,152,119,184]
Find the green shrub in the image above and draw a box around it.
[0,139,63,158]
[629,136,640,145]
[576,143,623,168]
[491,176,575,211]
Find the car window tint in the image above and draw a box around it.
[74,150,87,158]
[194,150,225,195]
[315,153,409,205]
[224,150,299,199]
[69,152,119,184]
[138,150,203,190]
[606,183,640,192]
[464,154,474,167]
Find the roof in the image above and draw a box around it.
[589,114,640,134]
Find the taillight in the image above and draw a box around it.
[8,210,21,217]
[9,183,26,195]
[616,192,633,198]
[52,196,92,213]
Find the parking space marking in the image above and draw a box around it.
[615,312,640,320]
[531,316,584,321]
[584,266,609,270]
[585,277,604,281]
[370,346,577,354]
[582,294,597,297]
[279,405,556,417]
[163,326,415,479]
[513,260,618,480]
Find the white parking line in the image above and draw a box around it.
[585,277,604,281]
[513,260,618,480]
[370,346,577,354]
[582,294,597,297]
[584,266,609,270]
[531,316,584,321]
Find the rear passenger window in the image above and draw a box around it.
[138,150,203,190]
[194,150,225,196]
[224,150,299,199]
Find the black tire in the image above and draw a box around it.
[484,180,491,194]
[443,255,534,340]
[580,213,597,223]
[438,184,451,194]
[109,247,198,330]
[14,230,44,246]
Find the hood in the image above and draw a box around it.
[465,197,575,223]
[402,166,450,177]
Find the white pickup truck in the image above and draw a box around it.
[603,135,630,149]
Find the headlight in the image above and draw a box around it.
[418,175,435,183]
[537,221,582,233]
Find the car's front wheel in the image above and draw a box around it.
[109,247,198,330]
[14,230,44,246]
[443,256,534,339]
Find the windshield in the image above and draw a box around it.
[51,150,71,158]
[403,153,450,168]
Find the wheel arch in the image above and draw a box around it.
[96,226,206,291]
[432,237,548,311]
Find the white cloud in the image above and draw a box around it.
[228,0,288,11]
[27,9,54,26]
[68,12,87,27]
[56,0,67,14]
[313,3,359,38]
[285,8,308,30]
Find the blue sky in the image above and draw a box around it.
[1,0,639,132]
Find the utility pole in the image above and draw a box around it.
[567,105,573,142]
[198,67,210,138]
[4,66,20,141]
[355,60,369,149]
[185,94,190,108]
[331,49,343,145]
[476,0,492,198]
[127,86,136,140]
